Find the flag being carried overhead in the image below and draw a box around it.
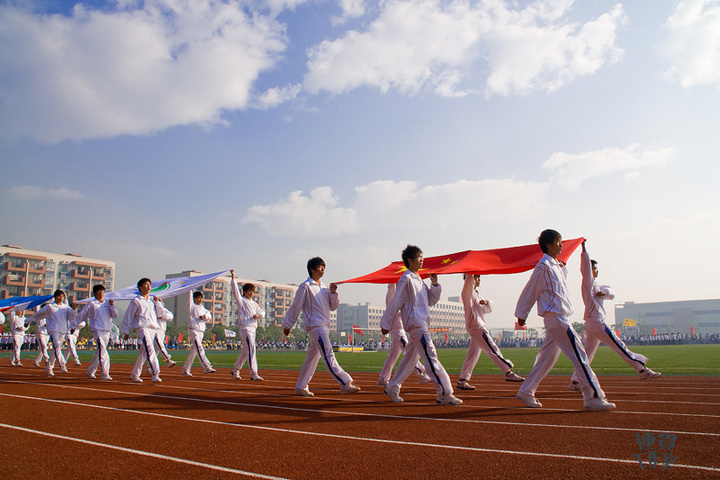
[0,295,54,313]
[338,238,585,284]
[76,270,230,303]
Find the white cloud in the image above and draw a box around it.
[243,178,548,238]
[0,0,287,143]
[9,185,86,201]
[304,0,626,97]
[332,0,367,25]
[660,0,720,88]
[253,84,302,109]
[543,144,675,191]
[242,186,359,238]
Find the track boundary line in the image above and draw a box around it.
[0,422,289,479]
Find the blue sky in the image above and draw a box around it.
[1,0,719,329]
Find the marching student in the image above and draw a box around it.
[26,290,77,376]
[31,308,50,368]
[515,230,615,410]
[64,319,86,366]
[457,274,524,390]
[230,270,265,381]
[153,308,177,370]
[569,241,660,390]
[10,311,28,366]
[121,278,170,383]
[77,284,118,380]
[282,257,360,397]
[381,245,461,405]
[377,283,434,387]
[182,291,216,376]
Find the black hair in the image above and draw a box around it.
[401,245,422,268]
[538,229,561,254]
[307,257,325,276]
[92,284,106,295]
[137,277,151,289]
[242,283,255,294]
[193,291,204,300]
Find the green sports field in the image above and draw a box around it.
[9,343,717,376]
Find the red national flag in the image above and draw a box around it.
[691,327,695,336]
[177,332,184,343]
[615,329,621,337]
[212,334,216,342]
[352,324,364,336]
[652,328,657,336]
[514,321,527,331]
[349,334,353,343]
[337,238,585,284]
[165,335,169,344]
[444,333,448,342]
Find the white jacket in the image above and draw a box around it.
[282,277,338,331]
[461,275,493,332]
[515,254,573,320]
[78,299,119,333]
[380,271,441,331]
[231,280,265,329]
[28,302,78,335]
[581,250,615,322]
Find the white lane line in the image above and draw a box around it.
[1,392,718,474]
[0,422,289,479]
[2,380,719,438]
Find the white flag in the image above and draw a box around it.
[224,329,237,338]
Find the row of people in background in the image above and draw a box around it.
[3,230,663,411]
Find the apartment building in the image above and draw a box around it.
[0,244,115,304]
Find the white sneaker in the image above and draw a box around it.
[100,375,113,381]
[250,375,264,381]
[10,360,16,366]
[384,388,403,403]
[87,371,97,379]
[34,361,41,368]
[340,383,361,394]
[60,366,69,374]
[130,375,143,383]
[74,361,82,367]
[456,380,476,390]
[377,378,389,386]
[294,387,314,397]
[568,381,581,392]
[232,369,241,380]
[418,373,434,384]
[182,370,193,377]
[584,397,616,410]
[505,371,525,382]
[17,362,23,367]
[204,367,216,374]
[46,370,55,377]
[436,394,463,405]
[516,391,542,408]
[167,360,177,368]
[638,368,661,380]
[151,375,162,383]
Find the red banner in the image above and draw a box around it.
[177,332,184,343]
[444,333,448,342]
[428,327,450,332]
[338,238,585,284]
[212,334,216,342]
[514,321,527,331]
[352,324,364,336]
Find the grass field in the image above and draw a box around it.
[6,343,718,376]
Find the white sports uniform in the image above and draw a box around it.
[153,311,174,365]
[459,275,514,380]
[64,321,86,365]
[378,284,428,384]
[380,271,455,399]
[231,280,265,379]
[32,316,50,366]
[122,295,170,382]
[282,277,354,391]
[515,254,606,403]
[10,312,28,365]
[183,293,214,374]
[570,249,648,382]
[27,301,78,375]
[78,299,118,379]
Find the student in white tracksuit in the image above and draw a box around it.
[457,274,524,390]
[569,241,660,389]
[28,311,50,367]
[515,230,615,410]
[121,278,168,383]
[10,312,28,366]
[282,257,360,397]
[380,245,461,406]
[78,284,118,380]
[153,309,176,369]
[230,270,265,381]
[377,283,433,386]
[183,291,215,376]
[26,290,77,376]
[64,320,86,366]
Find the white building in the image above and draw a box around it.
[615,299,720,335]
